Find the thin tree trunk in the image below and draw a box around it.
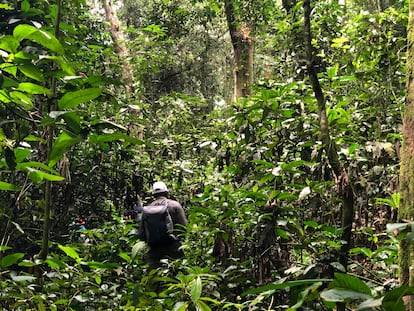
[224,0,254,101]
[303,3,354,311]
[398,1,414,309]
[38,0,62,260]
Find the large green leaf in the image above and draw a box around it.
[381,285,414,311]
[49,131,82,167]
[191,276,202,303]
[320,289,372,302]
[13,24,64,54]
[331,273,372,295]
[17,161,60,174]
[0,35,20,53]
[39,55,75,75]
[0,252,25,268]
[26,168,64,183]
[17,82,51,95]
[0,181,20,191]
[18,64,44,82]
[58,88,103,109]
[14,147,31,163]
[9,91,33,109]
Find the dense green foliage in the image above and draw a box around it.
[0,0,410,310]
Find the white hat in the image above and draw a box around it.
[152,181,168,195]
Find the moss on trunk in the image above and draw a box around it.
[399,1,414,309]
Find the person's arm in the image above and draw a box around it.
[170,204,188,238]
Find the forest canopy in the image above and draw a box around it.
[0,0,411,310]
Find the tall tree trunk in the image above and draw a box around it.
[100,0,143,140]
[101,0,135,96]
[224,0,254,101]
[38,0,62,260]
[398,1,414,309]
[303,3,354,311]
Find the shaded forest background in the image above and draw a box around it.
[0,0,411,310]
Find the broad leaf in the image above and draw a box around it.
[18,64,44,82]
[331,273,372,295]
[321,289,372,302]
[58,88,103,109]
[13,24,64,54]
[49,131,82,167]
[0,252,25,268]
[17,82,51,95]
[58,245,81,261]
[10,91,33,109]
[381,285,414,311]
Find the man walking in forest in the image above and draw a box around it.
[139,181,188,270]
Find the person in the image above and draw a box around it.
[139,181,188,270]
[71,216,90,244]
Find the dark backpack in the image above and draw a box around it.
[141,203,175,246]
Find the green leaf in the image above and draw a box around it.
[281,160,305,171]
[45,258,68,268]
[195,300,212,311]
[350,247,373,258]
[242,279,332,296]
[58,88,103,109]
[39,55,75,75]
[331,273,372,295]
[0,252,25,268]
[13,24,64,54]
[27,168,65,183]
[381,285,414,311]
[10,91,33,109]
[119,252,131,263]
[18,64,44,82]
[17,82,51,95]
[191,276,202,303]
[58,245,81,261]
[17,161,60,174]
[49,132,82,167]
[0,90,11,103]
[173,301,189,311]
[14,147,31,163]
[321,289,372,302]
[0,181,20,191]
[21,0,30,11]
[0,35,20,53]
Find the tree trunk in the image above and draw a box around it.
[224,0,254,101]
[399,1,414,309]
[38,0,62,261]
[303,3,354,310]
[101,0,135,95]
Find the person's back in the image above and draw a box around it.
[139,181,188,270]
